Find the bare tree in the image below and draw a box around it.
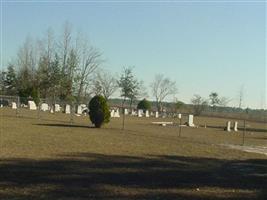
[150,74,177,112]
[238,85,245,108]
[75,40,103,104]
[91,70,118,100]
[191,94,208,116]
[60,22,72,74]
[218,97,231,107]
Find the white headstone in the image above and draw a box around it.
[110,109,115,117]
[226,121,231,132]
[138,109,143,117]
[178,113,182,119]
[114,109,120,117]
[65,104,71,114]
[187,114,195,127]
[233,121,238,132]
[80,104,88,113]
[50,108,54,113]
[55,104,60,112]
[28,101,37,110]
[145,110,149,117]
[131,109,136,116]
[155,111,159,118]
[41,103,49,111]
[11,102,17,109]
[124,108,128,115]
[77,105,82,115]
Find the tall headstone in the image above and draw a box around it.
[65,104,71,114]
[124,108,128,115]
[187,114,195,127]
[28,101,37,110]
[178,113,182,119]
[145,110,149,117]
[138,109,143,117]
[11,102,17,109]
[155,111,159,118]
[226,121,231,132]
[55,104,60,112]
[114,109,120,117]
[77,105,82,115]
[233,121,238,132]
[110,109,115,117]
[41,103,49,111]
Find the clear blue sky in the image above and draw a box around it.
[1,1,266,109]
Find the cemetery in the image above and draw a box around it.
[0,105,266,200]
[0,3,266,199]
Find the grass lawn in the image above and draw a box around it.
[0,108,266,200]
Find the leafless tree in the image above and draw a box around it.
[75,36,103,104]
[150,74,177,112]
[191,94,208,116]
[238,85,245,108]
[60,22,72,73]
[218,97,231,107]
[91,70,118,100]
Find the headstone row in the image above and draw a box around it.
[225,121,238,132]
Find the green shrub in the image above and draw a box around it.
[88,95,110,128]
[137,98,151,112]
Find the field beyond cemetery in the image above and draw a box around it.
[0,108,266,200]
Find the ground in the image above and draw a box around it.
[0,108,266,200]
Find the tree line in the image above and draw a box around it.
[1,23,264,117]
[0,23,178,111]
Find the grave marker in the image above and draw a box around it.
[233,121,238,132]
[28,101,37,110]
[187,114,195,127]
[12,102,17,109]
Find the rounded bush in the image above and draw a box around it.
[88,95,110,128]
[137,98,151,112]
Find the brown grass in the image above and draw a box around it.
[0,108,266,200]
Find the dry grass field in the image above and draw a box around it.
[0,108,266,200]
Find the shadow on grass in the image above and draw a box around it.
[0,153,266,200]
[34,123,94,129]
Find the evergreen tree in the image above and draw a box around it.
[4,64,17,95]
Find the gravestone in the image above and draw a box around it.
[138,109,143,117]
[226,121,231,132]
[114,109,120,117]
[28,101,37,110]
[50,108,54,113]
[145,110,149,117]
[55,104,60,112]
[11,102,17,109]
[65,104,71,114]
[155,111,159,118]
[124,108,128,115]
[41,103,49,111]
[233,121,238,132]
[77,105,82,115]
[131,109,136,116]
[178,113,182,119]
[110,109,115,117]
[187,114,195,127]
